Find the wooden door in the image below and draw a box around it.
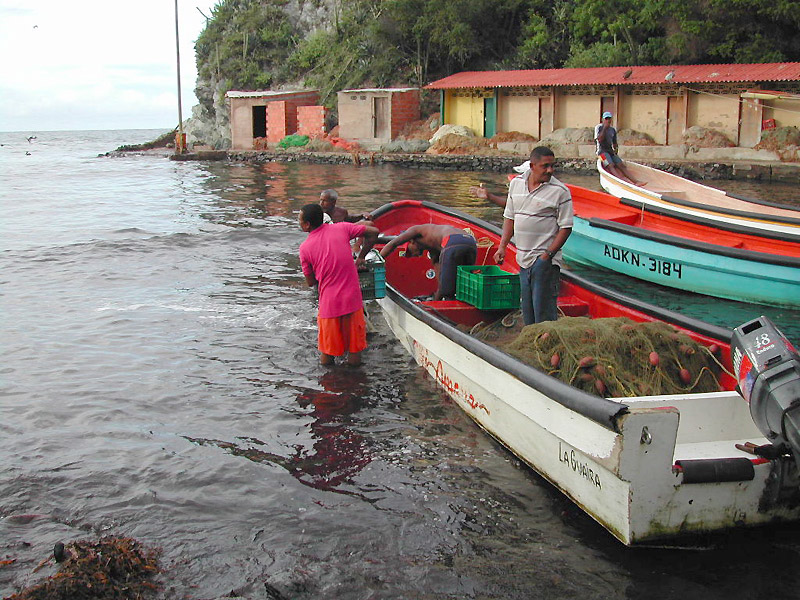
[667,95,685,146]
[373,96,390,139]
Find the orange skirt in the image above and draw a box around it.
[318,309,367,356]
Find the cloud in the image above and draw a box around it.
[0,0,216,131]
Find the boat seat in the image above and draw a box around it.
[419,299,496,328]
[557,296,590,317]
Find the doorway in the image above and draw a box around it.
[252,106,266,138]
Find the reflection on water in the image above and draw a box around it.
[3,135,800,599]
[185,369,375,497]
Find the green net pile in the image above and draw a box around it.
[493,316,722,398]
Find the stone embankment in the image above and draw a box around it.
[171,148,800,183]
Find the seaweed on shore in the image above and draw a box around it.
[7,536,161,600]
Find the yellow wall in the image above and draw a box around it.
[498,94,540,138]
[555,95,598,129]
[688,93,739,142]
[763,99,800,128]
[619,95,668,144]
[445,91,484,135]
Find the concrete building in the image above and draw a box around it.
[226,90,322,150]
[337,88,421,143]
[426,63,800,148]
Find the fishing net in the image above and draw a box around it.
[473,315,723,398]
[278,134,310,148]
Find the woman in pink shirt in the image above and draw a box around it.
[299,204,378,366]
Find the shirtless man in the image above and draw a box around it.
[380,224,477,300]
[319,189,372,224]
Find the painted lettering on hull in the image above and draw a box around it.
[413,340,489,414]
[559,442,602,489]
[603,245,683,279]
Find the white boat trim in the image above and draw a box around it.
[598,159,800,241]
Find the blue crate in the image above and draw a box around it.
[359,263,386,300]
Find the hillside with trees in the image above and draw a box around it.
[190,0,800,147]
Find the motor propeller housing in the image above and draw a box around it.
[732,316,800,459]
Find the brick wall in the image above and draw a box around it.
[266,101,290,143]
[265,91,321,143]
[391,90,421,139]
[297,105,327,138]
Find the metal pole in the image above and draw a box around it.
[174,0,185,153]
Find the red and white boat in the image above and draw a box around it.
[598,159,800,241]
[370,198,800,546]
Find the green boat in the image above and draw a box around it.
[563,185,800,309]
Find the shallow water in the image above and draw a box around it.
[2,130,800,599]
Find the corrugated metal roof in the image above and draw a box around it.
[339,87,419,93]
[225,90,316,98]
[425,63,800,89]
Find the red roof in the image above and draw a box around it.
[425,63,800,89]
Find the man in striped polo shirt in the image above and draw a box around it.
[494,146,573,325]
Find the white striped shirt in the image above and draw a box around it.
[503,173,573,268]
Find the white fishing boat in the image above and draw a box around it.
[597,159,800,241]
[371,198,800,546]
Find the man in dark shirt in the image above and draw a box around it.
[595,112,642,185]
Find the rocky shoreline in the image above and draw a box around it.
[166,148,800,183]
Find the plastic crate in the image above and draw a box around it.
[359,262,386,300]
[456,265,520,310]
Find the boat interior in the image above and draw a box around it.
[609,161,800,218]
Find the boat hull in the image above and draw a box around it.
[564,216,800,308]
[379,288,800,545]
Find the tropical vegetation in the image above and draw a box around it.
[194,0,800,109]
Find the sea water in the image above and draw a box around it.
[2,129,800,599]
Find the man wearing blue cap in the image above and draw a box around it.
[595,112,641,185]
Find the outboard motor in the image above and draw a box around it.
[732,316,800,467]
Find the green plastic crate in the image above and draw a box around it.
[456,265,520,310]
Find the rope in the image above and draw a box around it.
[475,236,495,265]
[683,86,800,117]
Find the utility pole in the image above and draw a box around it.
[174,0,185,153]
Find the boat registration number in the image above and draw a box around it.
[603,245,683,279]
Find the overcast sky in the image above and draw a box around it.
[0,0,218,132]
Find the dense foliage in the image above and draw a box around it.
[194,0,800,108]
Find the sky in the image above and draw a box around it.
[0,0,219,132]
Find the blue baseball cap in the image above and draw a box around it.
[602,111,613,119]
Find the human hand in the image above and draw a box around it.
[469,184,489,200]
[494,246,506,264]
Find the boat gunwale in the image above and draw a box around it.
[582,216,800,268]
[617,197,800,243]
[655,193,800,227]
[383,284,629,432]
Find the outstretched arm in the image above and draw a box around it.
[355,226,379,267]
[379,226,420,259]
[469,183,506,208]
